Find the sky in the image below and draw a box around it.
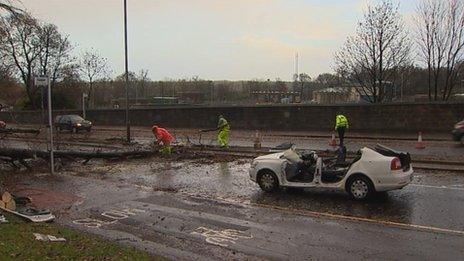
[18,0,418,81]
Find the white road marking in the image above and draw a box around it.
[253,203,464,236]
[185,194,464,237]
[73,208,145,228]
[191,227,253,247]
[410,183,464,191]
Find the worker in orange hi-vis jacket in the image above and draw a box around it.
[152,125,174,155]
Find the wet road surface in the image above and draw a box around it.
[65,158,464,232]
[6,156,464,259]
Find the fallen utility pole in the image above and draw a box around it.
[0,128,40,135]
[0,148,154,168]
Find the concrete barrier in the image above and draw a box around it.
[0,102,463,132]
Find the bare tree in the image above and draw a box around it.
[0,0,21,14]
[0,13,42,108]
[442,0,464,100]
[298,73,311,101]
[38,23,74,87]
[315,73,341,87]
[136,69,149,101]
[79,49,108,108]
[335,0,411,103]
[416,0,464,101]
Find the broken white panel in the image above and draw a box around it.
[33,233,66,242]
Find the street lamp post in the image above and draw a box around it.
[124,0,130,142]
[35,76,54,175]
[82,92,88,119]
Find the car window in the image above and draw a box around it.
[58,116,68,124]
[69,115,84,123]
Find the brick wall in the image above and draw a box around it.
[1,103,462,133]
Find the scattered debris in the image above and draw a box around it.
[0,127,40,135]
[0,148,155,169]
[0,191,55,222]
[1,191,16,211]
[33,233,66,242]
[0,214,7,223]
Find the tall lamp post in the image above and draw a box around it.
[124,0,130,142]
[35,76,54,174]
[82,92,87,119]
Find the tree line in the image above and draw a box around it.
[335,0,464,103]
[0,1,109,109]
[1,0,464,109]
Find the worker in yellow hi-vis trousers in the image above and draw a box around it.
[217,115,230,149]
[335,114,349,146]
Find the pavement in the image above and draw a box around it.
[3,156,464,260]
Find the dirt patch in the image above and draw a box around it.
[3,184,80,212]
[152,186,179,193]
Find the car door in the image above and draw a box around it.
[280,160,319,188]
[56,116,64,129]
[60,116,70,130]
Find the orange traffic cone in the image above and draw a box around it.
[415,132,426,149]
[329,133,337,147]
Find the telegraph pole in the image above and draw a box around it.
[124,0,131,142]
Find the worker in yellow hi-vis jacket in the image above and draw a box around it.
[335,114,349,146]
[217,115,230,149]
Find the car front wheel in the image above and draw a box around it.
[258,170,279,192]
[347,176,374,200]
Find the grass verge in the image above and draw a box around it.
[0,213,159,260]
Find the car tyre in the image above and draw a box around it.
[72,127,78,134]
[258,170,279,192]
[86,127,91,133]
[347,175,374,200]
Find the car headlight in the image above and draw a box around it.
[76,123,82,127]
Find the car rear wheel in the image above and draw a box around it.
[347,176,374,200]
[258,170,279,192]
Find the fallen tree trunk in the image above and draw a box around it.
[0,147,154,162]
[0,128,40,135]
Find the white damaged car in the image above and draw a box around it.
[249,144,413,200]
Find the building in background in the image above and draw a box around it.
[252,91,301,104]
[312,87,360,104]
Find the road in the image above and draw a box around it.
[4,155,464,260]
